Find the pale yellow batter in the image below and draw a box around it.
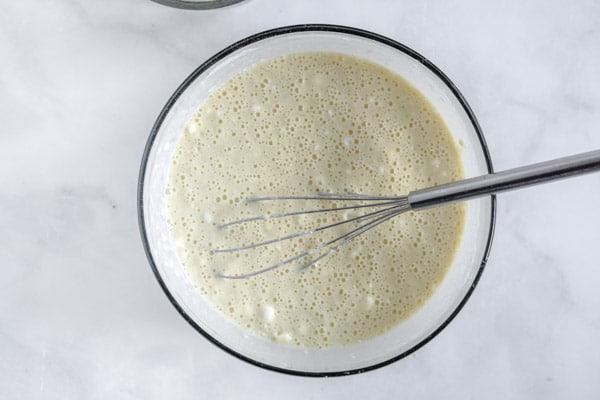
[167,52,465,348]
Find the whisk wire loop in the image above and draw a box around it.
[215,194,411,279]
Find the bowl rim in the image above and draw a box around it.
[137,23,497,377]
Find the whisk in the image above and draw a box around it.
[216,149,600,279]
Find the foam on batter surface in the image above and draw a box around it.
[167,52,465,348]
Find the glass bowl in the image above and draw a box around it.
[138,24,496,376]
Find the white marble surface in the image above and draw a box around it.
[1,0,600,398]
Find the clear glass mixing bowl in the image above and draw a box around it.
[138,24,496,376]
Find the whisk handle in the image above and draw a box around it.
[408,149,600,210]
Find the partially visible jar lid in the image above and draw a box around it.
[150,0,246,10]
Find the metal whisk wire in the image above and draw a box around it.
[215,194,411,279]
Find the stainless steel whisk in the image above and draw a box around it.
[216,150,600,279]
